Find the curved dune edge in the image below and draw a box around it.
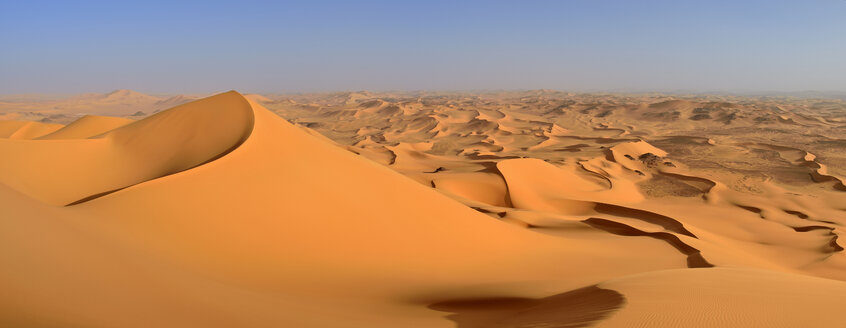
[422,137,846,280]
[36,115,135,140]
[0,93,702,327]
[0,120,30,137]
[0,120,64,139]
[4,91,846,327]
[272,92,846,326]
[0,91,254,206]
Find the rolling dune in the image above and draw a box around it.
[3,90,846,327]
[36,115,134,140]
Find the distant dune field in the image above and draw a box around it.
[2,90,846,327]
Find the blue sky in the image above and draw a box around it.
[1,0,844,94]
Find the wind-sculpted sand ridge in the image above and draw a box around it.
[0,91,254,205]
[36,115,135,140]
[0,120,63,139]
[2,90,846,327]
[582,218,713,268]
[262,90,846,323]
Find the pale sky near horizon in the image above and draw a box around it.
[1,0,844,94]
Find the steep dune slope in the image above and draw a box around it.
[4,91,846,327]
[0,92,252,205]
[69,96,700,325]
[0,92,684,327]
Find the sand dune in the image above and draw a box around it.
[0,120,63,139]
[36,115,134,139]
[0,89,198,123]
[2,91,846,327]
[0,92,252,205]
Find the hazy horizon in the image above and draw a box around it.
[3,88,846,99]
[2,0,845,94]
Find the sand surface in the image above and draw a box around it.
[2,90,846,327]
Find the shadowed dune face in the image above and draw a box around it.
[429,286,625,328]
[583,218,713,268]
[0,91,253,205]
[260,91,846,278]
[2,90,846,327]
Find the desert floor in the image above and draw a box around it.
[2,90,846,327]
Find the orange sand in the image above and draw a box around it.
[2,90,846,327]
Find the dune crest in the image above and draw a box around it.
[3,90,846,327]
[37,115,135,139]
[0,91,253,205]
[0,120,63,139]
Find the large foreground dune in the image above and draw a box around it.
[2,90,846,327]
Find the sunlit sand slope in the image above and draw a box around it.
[0,91,253,205]
[3,91,846,327]
[37,115,134,139]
